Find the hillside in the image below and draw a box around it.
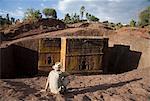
[0,20,150,100]
[0,18,66,41]
[108,27,150,69]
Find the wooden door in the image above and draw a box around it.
[65,38,104,72]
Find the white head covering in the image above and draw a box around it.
[52,62,61,70]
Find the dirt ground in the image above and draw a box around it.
[0,67,150,101]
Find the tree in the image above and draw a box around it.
[11,17,15,24]
[139,6,150,26]
[24,8,42,21]
[80,6,85,20]
[86,13,90,21]
[0,14,14,27]
[130,19,136,27]
[42,8,57,19]
[6,14,10,21]
[63,13,80,24]
[90,15,99,22]
[64,13,71,23]
[15,19,20,24]
[86,13,99,22]
[0,16,3,27]
[116,22,123,29]
[72,13,80,23]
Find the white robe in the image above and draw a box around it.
[48,70,62,94]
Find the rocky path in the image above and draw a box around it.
[0,67,150,101]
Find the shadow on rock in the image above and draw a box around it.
[3,80,38,100]
[68,78,142,96]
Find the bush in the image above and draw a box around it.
[90,15,99,22]
[115,22,123,29]
[24,8,42,21]
[130,19,136,27]
[42,8,57,19]
[139,6,150,26]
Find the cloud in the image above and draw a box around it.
[15,9,24,16]
[18,7,23,10]
[41,3,45,7]
[0,9,24,18]
[57,0,150,23]
[42,0,50,2]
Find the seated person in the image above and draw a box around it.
[42,62,69,94]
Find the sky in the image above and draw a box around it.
[0,0,150,24]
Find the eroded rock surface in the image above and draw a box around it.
[0,67,150,101]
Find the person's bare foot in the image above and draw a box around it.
[40,89,46,92]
